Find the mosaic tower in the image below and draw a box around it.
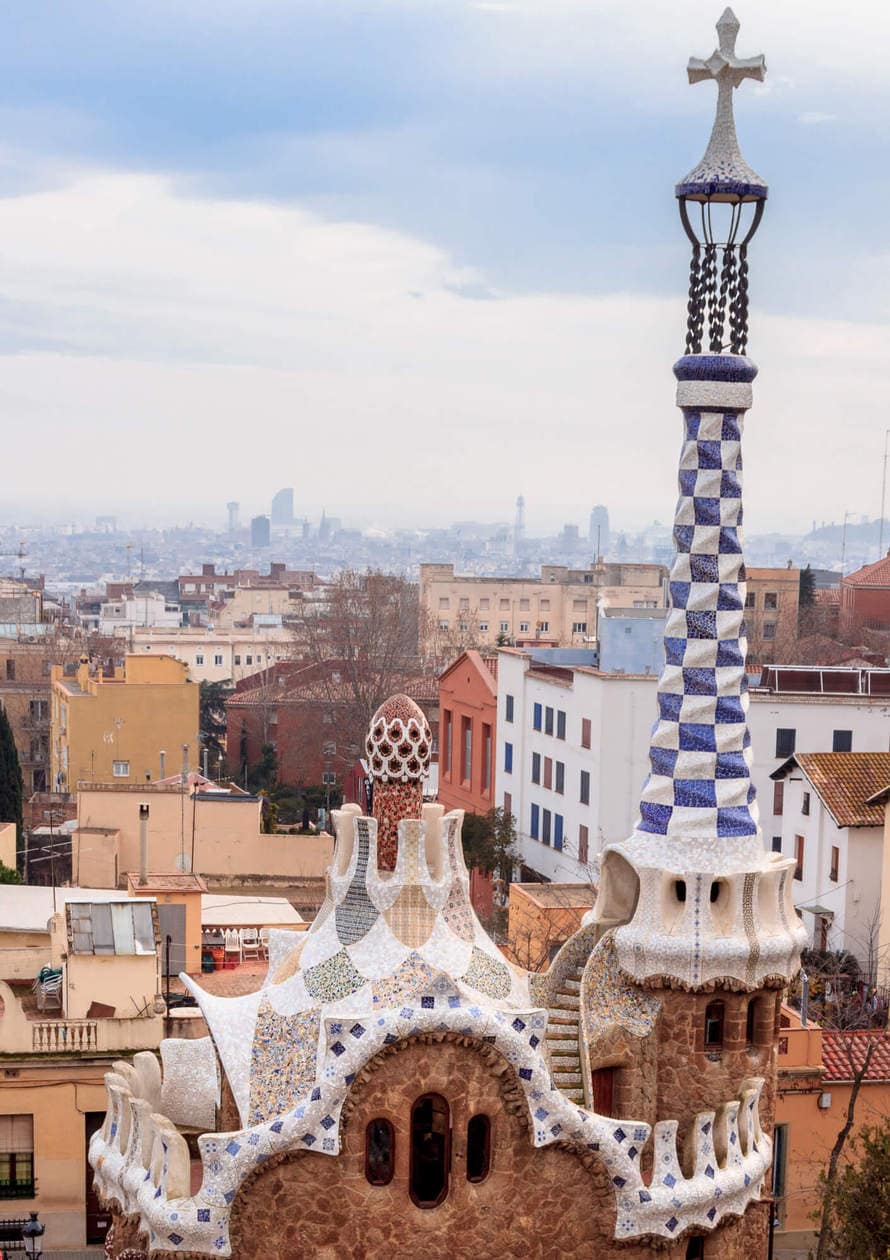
[90,14,806,1260]
[595,7,806,990]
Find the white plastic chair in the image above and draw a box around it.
[240,927,261,960]
[223,928,242,965]
[259,928,270,959]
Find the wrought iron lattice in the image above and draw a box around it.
[679,198,763,356]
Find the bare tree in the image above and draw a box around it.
[297,570,427,767]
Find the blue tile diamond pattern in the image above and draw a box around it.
[637,407,758,840]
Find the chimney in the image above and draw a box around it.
[181,744,189,785]
[202,563,215,576]
[138,803,150,886]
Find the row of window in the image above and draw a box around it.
[745,591,780,609]
[529,803,564,850]
[440,711,492,794]
[504,696,593,750]
[773,727,852,761]
[524,805,591,864]
[771,834,840,884]
[438,620,547,635]
[365,1097,490,1206]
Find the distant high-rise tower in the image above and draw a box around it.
[271,488,294,527]
[513,494,525,558]
[588,504,610,558]
[250,515,271,548]
[227,501,240,533]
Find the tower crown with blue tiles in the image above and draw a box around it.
[592,10,806,990]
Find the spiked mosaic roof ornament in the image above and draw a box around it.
[592,10,807,990]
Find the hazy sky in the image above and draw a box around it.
[0,1,888,534]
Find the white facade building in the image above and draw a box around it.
[771,752,890,973]
[99,594,181,636]
[128,625,295,684]
[496,651,890,884]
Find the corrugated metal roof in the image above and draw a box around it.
[794,753,890,827]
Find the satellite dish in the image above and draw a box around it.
[174,853,192,873]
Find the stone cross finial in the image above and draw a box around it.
[677,8,767,201]
[687,7,765,91]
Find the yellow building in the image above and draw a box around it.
[50,654,199,790]
[419,561,667,658]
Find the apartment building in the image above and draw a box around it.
[745,565,800,666]
[496,651,890,884]
[50,655,199,789]
[0,884,164,1249]
[770,752,890,971]
[419,561,667,658]
[0,638,84,796]
[839,551,890,634]
[129,624,296,684]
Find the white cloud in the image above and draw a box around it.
[797,111,836,125]
[0,169,886,533]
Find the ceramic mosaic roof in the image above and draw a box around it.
[780,753,890,828]
[822,1030,890,1082]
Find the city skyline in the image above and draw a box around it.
[0,2,887,529]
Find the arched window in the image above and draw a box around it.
[704,1000,725,1050]
[685,1237,705,1259]
[466,1114,491,1183]
[410,1093,450,1208]
[365,1118,395,1186]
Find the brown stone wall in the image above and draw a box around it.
[226,1035,767,1260]
[229,1037,611,1259]
[654,988,780,1161]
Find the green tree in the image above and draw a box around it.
[0,859,21,884]
[799,563,816,609]
[461,808,519,879]
[248,743,278,794]
[199,680,230,764]
[0,705,23,849]
[816,1118,890,1259]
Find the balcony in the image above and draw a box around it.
[0,981,163,1057]
[31,1019,98,1053]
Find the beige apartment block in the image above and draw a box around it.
[746,565,800,667]
[74,781,334,890]
[0,887,164,1250]
[129,624,296,684]
[419,561,667,657]
[50,655,199,790]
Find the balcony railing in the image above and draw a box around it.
[31,1020,98,1053]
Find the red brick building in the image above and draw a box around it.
[438,650,498,915]
[226,660,438,791]
[840,553,890,635]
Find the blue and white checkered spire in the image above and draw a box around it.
[636,355,759,843]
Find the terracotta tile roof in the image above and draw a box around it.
[843,554,890,587]
[793,753,890,827]
[822,1029,890,1082]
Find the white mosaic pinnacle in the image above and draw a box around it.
[678,7,768,199]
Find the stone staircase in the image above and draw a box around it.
[546,965,585,1105]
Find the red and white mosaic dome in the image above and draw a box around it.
[366,693,431,783]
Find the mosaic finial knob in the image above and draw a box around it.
[366,694,431,784]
